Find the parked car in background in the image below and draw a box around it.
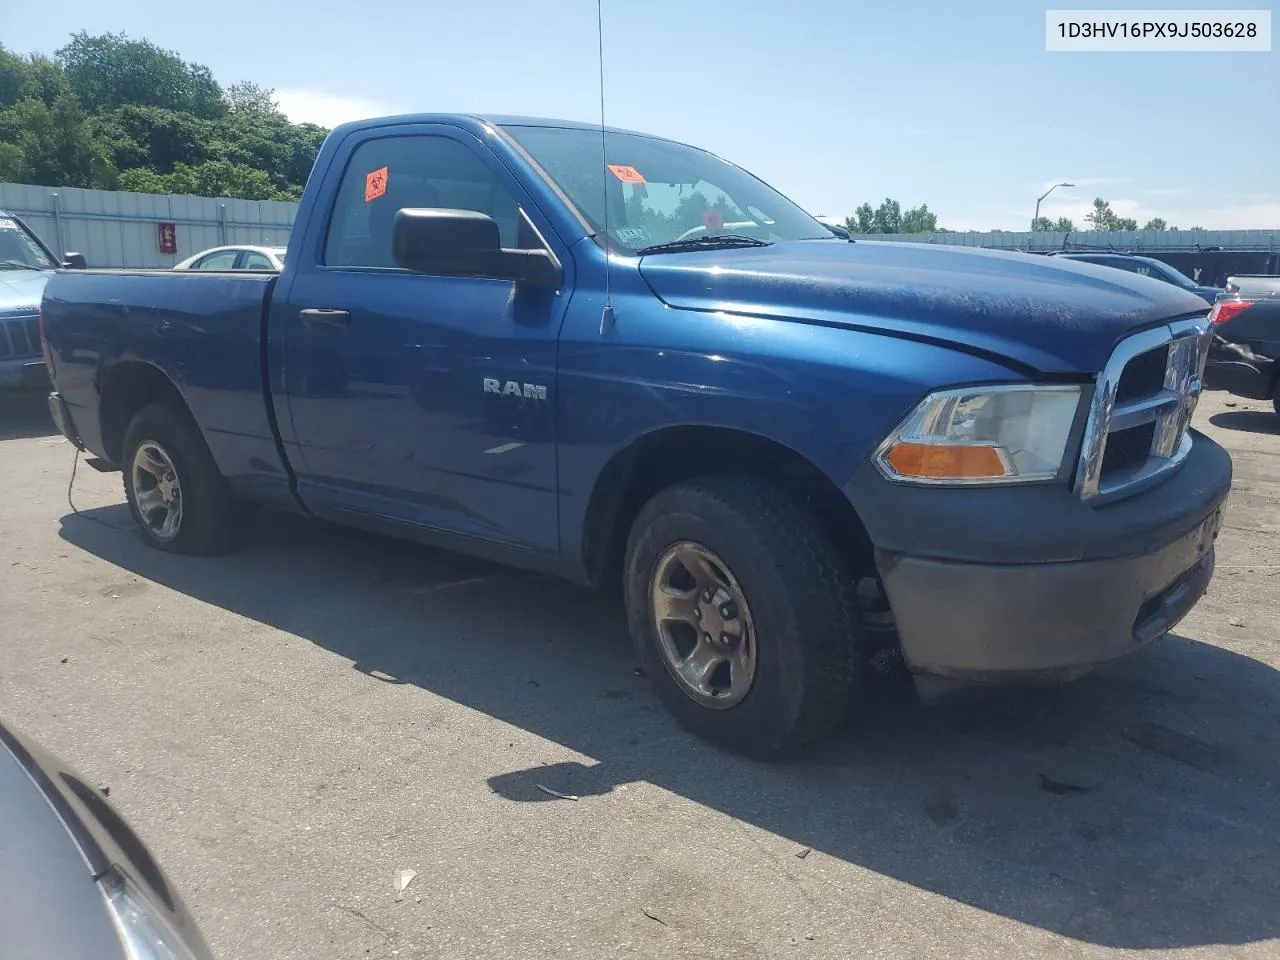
[0,720,215,959]
[1,212,85,391]
[1050,252,1224,305]
[1204,289,1280,415]
[173,245,286,272]
[1225,274,1280,298]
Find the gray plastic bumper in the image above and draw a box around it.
[862,432,1232,680]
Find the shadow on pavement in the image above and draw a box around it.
[60,505,1280,950]
[0,392,58,441]
[1209,409,1280,435]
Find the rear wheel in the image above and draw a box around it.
[624,475,865,757]
[122,403,240,554]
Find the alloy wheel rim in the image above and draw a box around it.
[131,441,183,542]
[649,541,757,709]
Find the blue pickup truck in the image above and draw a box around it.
[41,115,1232,755]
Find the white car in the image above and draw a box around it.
[173,245,287,272]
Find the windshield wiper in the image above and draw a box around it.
[635,235,772,255]
[0,260,44,270]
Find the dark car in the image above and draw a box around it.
[0,211,86,391]
[1204,292,1280,415]
[0,720,215,959]
[1050,252,1224,305]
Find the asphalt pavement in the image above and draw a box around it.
[0,390,1276,960]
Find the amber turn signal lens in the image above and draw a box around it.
[883,442,1008,480]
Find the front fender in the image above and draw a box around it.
[555,293,1026,572]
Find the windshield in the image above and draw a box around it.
[0,216,55,270]
[501,125,832,253]
[1147,259,1198,289]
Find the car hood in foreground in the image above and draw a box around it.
[0,722,214,960]
[638,241,1210,373]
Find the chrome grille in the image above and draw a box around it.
[0,315,40,360]
[1074,317,1210,502]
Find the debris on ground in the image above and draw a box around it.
[640,907,667,926]
[795,847,811,859]
[393,869,417,899]
[1229,617,1246,628]
[536,784,579,801]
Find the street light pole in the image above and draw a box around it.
[1033,182,1075,229]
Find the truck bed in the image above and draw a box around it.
[41,270,293,501]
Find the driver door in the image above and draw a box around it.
[274,126,571,554]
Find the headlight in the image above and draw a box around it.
[875,384,1083,485]
[100,869,202,960]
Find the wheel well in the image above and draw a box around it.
[99,363,190,464]
[583,426,875,589]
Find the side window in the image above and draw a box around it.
[195,250,240,271]
[240,251,275,271]
[324,134,536,269]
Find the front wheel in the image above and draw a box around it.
[122,403,240,554]
[623,475,865,757]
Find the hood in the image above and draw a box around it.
[637,241,1210,373]
[0,269,53,316]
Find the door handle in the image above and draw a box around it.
[299,308,350,329]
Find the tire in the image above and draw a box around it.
[623,475,865,757]
[121,402,240,554]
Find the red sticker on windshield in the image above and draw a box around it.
[364,166,388,202]
[703,210,724,232]
[607,164,645,184]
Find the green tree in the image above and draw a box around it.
[1142,217,1168,231]
[0,33,329,200]
[1032,215,1075,232]
[57,32,225,119]
[850,203,875,234]
[900,203,937,233]
[872,198,902,234]
[118,159,291,200]
[1085,197,1117,230]
[0,95,111,187]
[1084,198,1140,232]
[91,105,214,174]
[224,81,280,117]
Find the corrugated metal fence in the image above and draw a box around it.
[859,228,1280,253]
[0,181,299,268]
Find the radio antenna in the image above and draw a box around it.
[596,0,617,334]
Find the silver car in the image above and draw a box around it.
[172,245,286,272]
[0,720,215,959]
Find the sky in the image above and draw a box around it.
[1,0,1276,230]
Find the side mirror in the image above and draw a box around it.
[392,208,562,287]
[62,252,87,269]
[826,224,852,241]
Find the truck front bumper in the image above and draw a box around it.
[849,429,1232,681]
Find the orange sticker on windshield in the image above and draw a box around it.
[364,166,388,202]
[607,164,645,184]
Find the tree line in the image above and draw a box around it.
[1033,198,1198,233]
[0,32,326,201]
[842,199,940,235]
